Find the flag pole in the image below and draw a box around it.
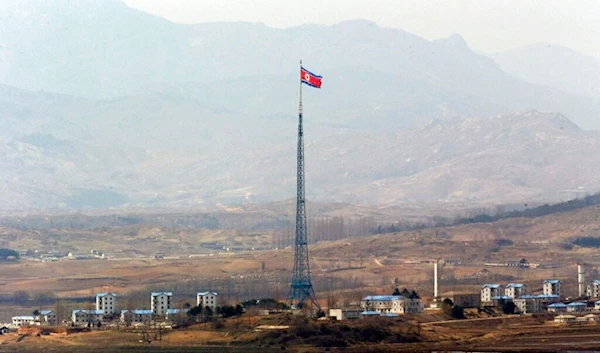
[299,59,303,116]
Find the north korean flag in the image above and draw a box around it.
[301,67,322,88]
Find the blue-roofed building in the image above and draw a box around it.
[197,291,218,312]
[361,295,423,315]
[547,303,568,313]
[587,280,600,298]
[543,280,562,299]
[96,292,117,315]
[505,283,527,299]
[151,292,173,316]
[481,284,503,303]
[36,310,57,325]
[513,295,541,314]
[566,302,588,313]
[71,310,104,325]
[120,309,153,323]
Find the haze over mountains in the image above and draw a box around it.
[0,0,599,210]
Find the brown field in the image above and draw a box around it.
[1,313,600,352]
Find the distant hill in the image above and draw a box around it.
[0,1,599,129]
[490,43,600,100]
[1,99,600,208]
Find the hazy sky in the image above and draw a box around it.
[123,0,600,58]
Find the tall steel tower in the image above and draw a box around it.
[288,61,320,310]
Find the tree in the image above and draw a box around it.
[451,305,465,319]
[502,301,516,315]
[392,288,401,295]
[32,309,40,316]
[0,248,19,261]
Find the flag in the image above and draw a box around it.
[301,67,322,88]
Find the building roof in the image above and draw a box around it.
[482,284,501,289]
[543,279,562,284]
[380,313,399,317]
[121,309,153,315]
[151,292,173,297]
[515,295,537,300]
[506,283,526,288]
[12,316,35,320]
[567,302,587,307]
[592,280,600,285]
[595,300,600,304]
[360,311,380,316]
[40,310,54,315]
[536,294,560,299]
[491,296,513,300]
[363,295,403,301]
[547,303,567,308]
[96,292,116,297]
[72,310,103,315]
[197,291,218,296]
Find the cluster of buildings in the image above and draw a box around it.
[11,291,219,327]
[329,294,424,320]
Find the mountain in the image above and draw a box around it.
[1,89,599,209]
[0,1,599,130]
[490,43,600,100]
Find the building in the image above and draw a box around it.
[120,309,153,323]
[329,308,362,320]
[566,302,588,313]
[505,283,527,298]
[543,280,563,298]
[587,280,600,298]
[71,310,104,325]
[37,310,57,325]
[197,292,218,312]
[513,295,542,314]
[360,295,423,315]
[506,258,529,268]
[547,303,568,313]
[151,292,172,316]
[554,314,576,324]
[441,292,481,308]
[595,300,600,311]
[96,293,117,314]
[481,284,503,303]
[12,316,36,327]
[166,308,188,320]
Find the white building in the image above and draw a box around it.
[566,302,588,313]
[513,295,542,314]
[587,280,600,298]
[554,314,576,324]
[481,284,503,303]
[71,310,104,325]
[505,283,527,299]
[197,291,218,312]
[12,316,36,327]
[96,293,117,314]
[360,295,423,315]
[37,310,57,325]
[543,280,562,298]
[151,292,172,315]
[120,309,153,323]
[547,303,568,313]
[329,308,362,320]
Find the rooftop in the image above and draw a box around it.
[151,292,173,297]
[506,283,525,288]
[121,309,153,315]
[567,302,587,306]
[543,279,562,284]
[547,303,567,308]
[96,292,116,297]
[363,295,403,301]
[12,316,35,320]
[198,291,218,296]
[72,310,103,315]
[482,284,501,289]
